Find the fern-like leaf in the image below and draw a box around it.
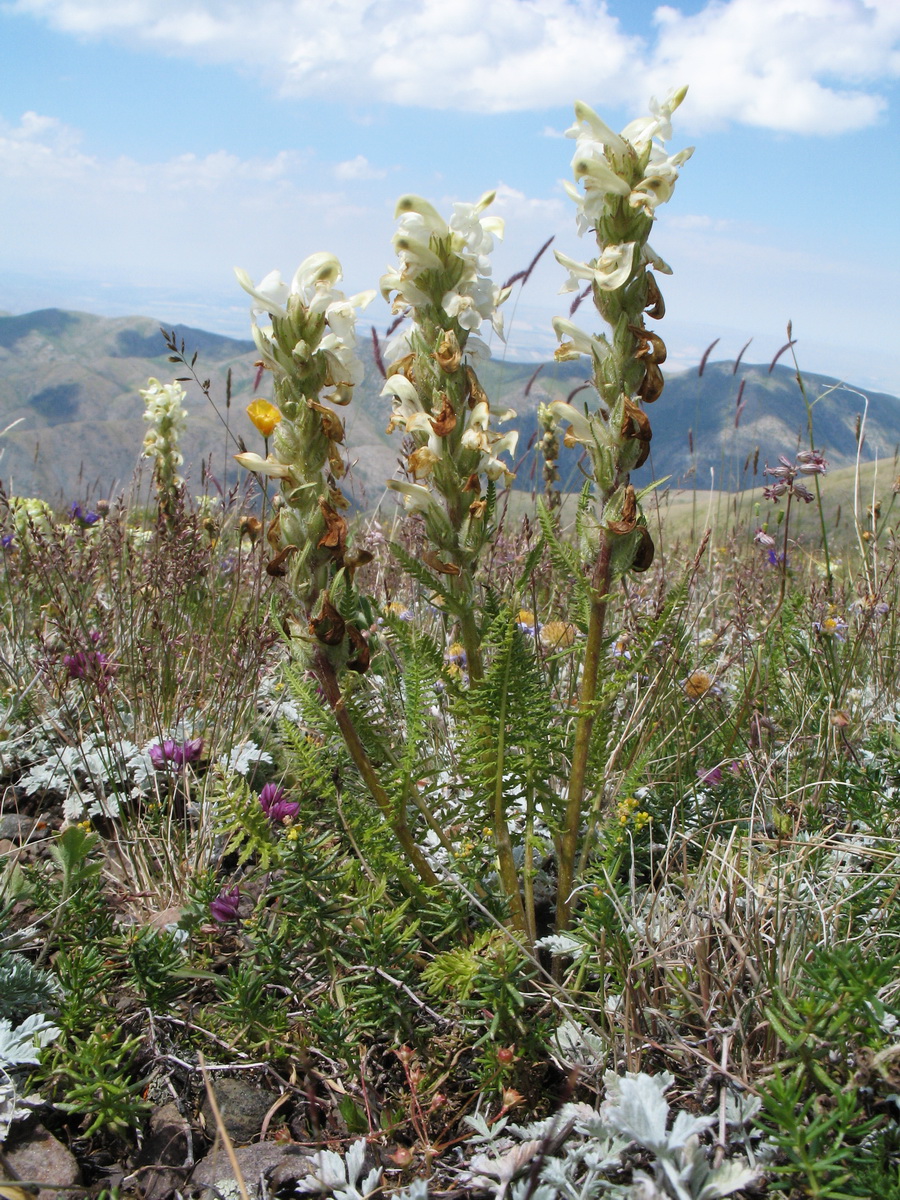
[212,775,276,869]
[536,500,592,629]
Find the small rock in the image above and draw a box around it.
[0,815,37,843]
[4,1124,81,1200]
[129,1102,194,1200]
[199,1078,278,1145]
[190,1142,313,1198]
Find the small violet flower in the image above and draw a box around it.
[70,502,100,527]
[174,737,204,766]
[210,885,241,924]
[258,782,300,824]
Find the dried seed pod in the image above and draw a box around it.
[308,400,345,443]
[266,544,299,577]
[422,549,461,576]
[465,366,488,409]
[638,361,665,404]
[346,624,371,673]
[629,324,667,365]
[317,499,348,560]
[631,526,655,572]
[434,329,462,374]
[607,484,638,535]
[645,272,665,320]
[309,593,346,645]
[239,515,262,543]
[429,392,457,436]
[344,548,374,582]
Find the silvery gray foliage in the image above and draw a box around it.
[297,1074,757,1200]
[0,1011,60,1067]
[297,1138,383,1200]
[550,1018,607,1080]
[600,1072,759,1199]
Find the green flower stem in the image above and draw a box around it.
[457,601,485,683]
[315,652,440,890]
[490,638,529,939]
[555,532,613,934]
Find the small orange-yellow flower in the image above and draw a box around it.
[540,620,577,650]
[247,398,282,438]
[683,669,713,700]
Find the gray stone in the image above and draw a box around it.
[190,1141,313,1197]
[5,1124,81,1200]
[199,1078,278,1145]
[0,815,37,843]
[129,1101,194,1200]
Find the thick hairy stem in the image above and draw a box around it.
[457,605,484,683]
[555,534,614,933]
[315,653,440,889]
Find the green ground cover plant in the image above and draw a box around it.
[2,89,900,1199]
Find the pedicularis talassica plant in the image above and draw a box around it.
[234,89,692,936]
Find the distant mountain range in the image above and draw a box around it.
[0,307,897,506]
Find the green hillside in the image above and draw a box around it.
[0,307,897,510]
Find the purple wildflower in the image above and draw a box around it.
[149,739,179,770]
[1,535,13,549]
[767,548,787,568]
[63,649,116,692]
[763,449,826,504]
[697,766,723,786]
[209,885,241,924]
[258,782,300,824]
[70,503,100,527]
[173,737,203,766]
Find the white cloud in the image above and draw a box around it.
[334,154,386,181]
[0,109,390,296]
[10,0,899,132]
[652,0,900,134]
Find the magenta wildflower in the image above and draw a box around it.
[173,737,203,766]
[210,885,241,923]
[63,650,116,692]
[697,766,723,786]
[149,740,179,770]
[149,738,202,769]
[258,782,300,824]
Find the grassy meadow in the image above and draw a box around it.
[2,426,900,1197]
[5,92,900,1200]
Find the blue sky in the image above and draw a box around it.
[1,0,899,392]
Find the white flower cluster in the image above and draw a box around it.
[236,253,374,405]
[563,89,694,239]
[140,377,188,478]
[551,90,693,362]
[382,372,517,488]
[380,192,510,351]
